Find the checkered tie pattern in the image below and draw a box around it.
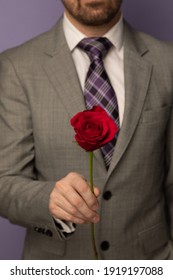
[78,37,119,168]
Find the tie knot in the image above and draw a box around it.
[77,37,112,61]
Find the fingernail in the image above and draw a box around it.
[92,216,99,223]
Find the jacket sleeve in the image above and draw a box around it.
[0,52,62,239]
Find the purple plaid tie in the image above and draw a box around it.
[78,37,119,168]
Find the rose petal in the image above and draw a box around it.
[70,106,118,151]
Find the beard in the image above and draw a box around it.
[61,0,123,26]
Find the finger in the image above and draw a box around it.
[54,182,99,223]
[93,187,101,198]
[71,175,99,210]
[52,173,100,222]
[50,182,99,223]
[54,190,94,221]
[65,188,100,222]
[52,205,89,225]
[49,193,86,223]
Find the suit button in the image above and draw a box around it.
[100,241,110,251]
[103,191,112,200]
[46,229,53,237]
[34,227,44,233]
[34,227,39,232]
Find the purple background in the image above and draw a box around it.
[0,0,172,260]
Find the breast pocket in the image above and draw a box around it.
[140,105,172,124]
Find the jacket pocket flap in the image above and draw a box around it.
[140,105,172,124]
[138,223,170,254]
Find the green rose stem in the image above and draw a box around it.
[89,151,98,260]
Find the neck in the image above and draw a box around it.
[64,10,121,37]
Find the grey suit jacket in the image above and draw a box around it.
[0,17,173,259]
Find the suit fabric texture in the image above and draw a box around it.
[0,17,173,260]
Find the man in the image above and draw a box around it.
[0,0,173,259]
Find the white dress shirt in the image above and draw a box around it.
[55,14,125,238]
[63,14,125,126]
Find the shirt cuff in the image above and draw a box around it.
[53,217,76,239]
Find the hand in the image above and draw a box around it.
[49,172,100,225]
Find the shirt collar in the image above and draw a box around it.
[63,13,124,52]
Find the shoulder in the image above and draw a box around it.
[138,31,173,55]
[0,17,64,64]
[124,20,173,59]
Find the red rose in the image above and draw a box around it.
[70,106,118,151]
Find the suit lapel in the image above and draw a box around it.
[43,20,85,118]
[44,55,85,119]
[42,18,106,170]
[107,22,153,179]
[42,19,86,119]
